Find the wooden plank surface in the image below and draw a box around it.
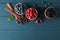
[0,0,60,40]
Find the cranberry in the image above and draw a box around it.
[40,19,43,23]
[35,20,39,24]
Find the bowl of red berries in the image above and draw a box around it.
[25,8,38,20]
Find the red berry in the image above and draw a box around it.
[30,13,32,16]
[30,16,33,19]
[30,8,33,10]
[31,16,34,18]
[27,10,29,13]
[34,13,36,16]
[26,11,29,13]
[34,14,37,17]
[40,19,43,23]
[34,11,36,13]
[28,17,31,19]
[27,14,30,17]
[35,20,39,24]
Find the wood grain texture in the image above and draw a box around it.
[0,0,60,40]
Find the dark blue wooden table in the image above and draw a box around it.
[0,0,60,40]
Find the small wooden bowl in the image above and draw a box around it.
[44,6,57,19]
[25,8,38,20]
[14,3,27,15]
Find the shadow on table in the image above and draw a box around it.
[56,7,60,19]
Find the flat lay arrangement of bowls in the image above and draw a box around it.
[5,2,57,24]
